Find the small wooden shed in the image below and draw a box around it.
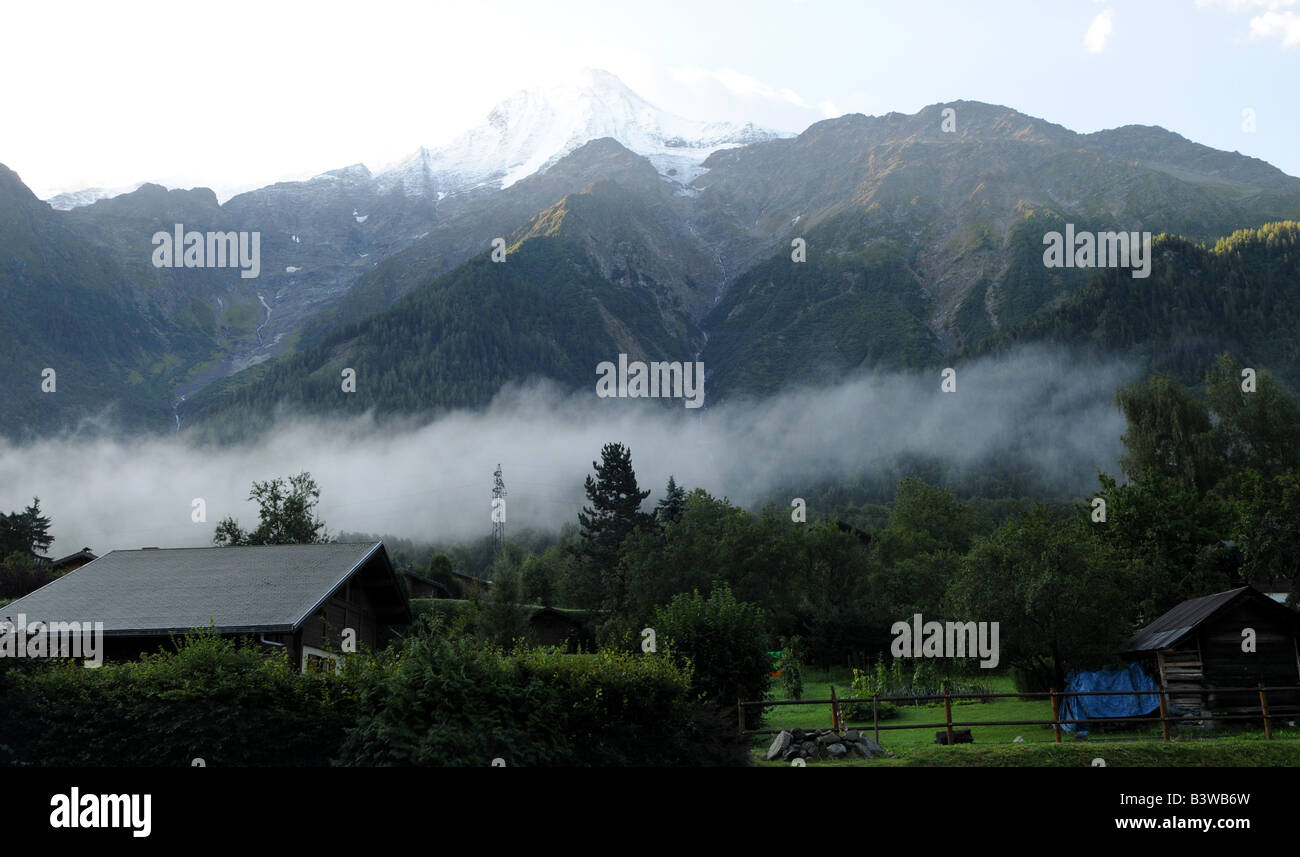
[403,569,450,599]
[453,571,491,597]
[1120,586,1300,718]
[527,607,590,651]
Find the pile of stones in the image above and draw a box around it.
[763,727,890,762]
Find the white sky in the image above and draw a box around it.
[4,0,1298,200]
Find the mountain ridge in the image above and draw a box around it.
[6,86,1300,438]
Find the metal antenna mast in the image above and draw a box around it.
[492,463,507,553]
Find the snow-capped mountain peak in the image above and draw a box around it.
[43,70,785,210]
[376,68,787,198]
[45,181,147,210]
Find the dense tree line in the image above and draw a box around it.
[469,352,1300,691]
[986,222,1300,389]
[10,349,1296,698]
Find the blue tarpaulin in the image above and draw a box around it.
[1059,663,1160,734]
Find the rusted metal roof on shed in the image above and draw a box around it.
[1122,586,1285,653]
[1123,587,1250,653]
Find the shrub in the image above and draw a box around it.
[338,616,748,766]
[478,553,531,649]
[425,553,460,597]
[844,663,900,721]
[337,621,568,767]
[843,657,992,720]
[1011,661,1057,695]
[594,613,642,652]
[653,584,772,725]
[512,646,736,766]
[528,646,748,766]
[0,552,52,600]
[409,597,479,631]
[779,636,804,701]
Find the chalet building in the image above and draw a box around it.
[0,542,410,671]
[1120,586,1300,719]
[49,547,98,575]
[528,606,591,651]
[403,568,450,599]
[453,570,491,597]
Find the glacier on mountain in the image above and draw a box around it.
[374,69,787,199]
[45,181,146,210]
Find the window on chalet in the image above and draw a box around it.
[302,646,342,674]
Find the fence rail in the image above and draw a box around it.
[737,683,1300,746]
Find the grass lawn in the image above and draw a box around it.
[750,668,1300,766]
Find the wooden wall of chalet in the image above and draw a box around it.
[404,575,445,599]
[297,575,381,664]
[51,557,95,576]
[454,574,489,597]
[1153,642,1206,717]
[1202,598,1300,710]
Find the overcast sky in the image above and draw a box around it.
[5,0,1298,199]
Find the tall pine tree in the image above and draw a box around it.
[656,475,687,524]
[0,498,53,558]
[577,442,651,576]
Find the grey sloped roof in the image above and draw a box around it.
[1122,586,1297,653]
[0,542,400,636]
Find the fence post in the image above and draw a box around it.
[1050,688,1061,744]
[1259,683,1272,740]
[830,685,841,732]
[1158,689,1170,742]
[872,694,880,746]
[737,697,746,735]
[944,692,955,746]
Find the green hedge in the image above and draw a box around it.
[338,619,748,766]
[0,632,357,766]
[0,622,749,767]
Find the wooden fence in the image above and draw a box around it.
[738,683,1300,744]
